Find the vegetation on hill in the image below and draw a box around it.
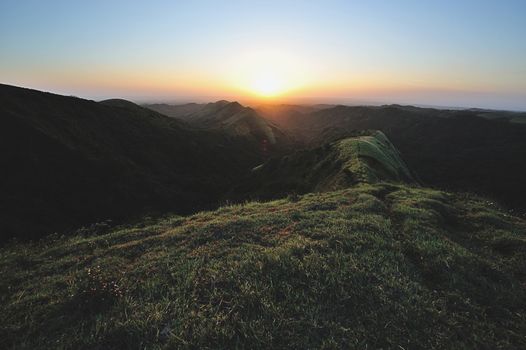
[334,131,414,183]
[1,183,525,349]
[233,131,415,200]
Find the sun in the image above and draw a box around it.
[250,73,284,98]
[226,49,311,99]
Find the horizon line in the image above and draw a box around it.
[3,82,526,113]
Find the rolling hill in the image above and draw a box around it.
[146,101,293,152]
[467,108,526,124]
[281,104,526,211]
[0,85,264,241]
[232,130,416,200]
[2,94,525,348]
[253,103,334,129]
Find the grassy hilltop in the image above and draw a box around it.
[1,183,525,349]
[1,127,525,349]
[231,131,415,201]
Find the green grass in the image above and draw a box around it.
[336,131,414,184]
[1,183,525,349]
[237,131,415,200]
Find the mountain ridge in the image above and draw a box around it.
[231,130,416,201]
[146,100,293,150]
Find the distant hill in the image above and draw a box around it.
[253,103,334,129]
[142,102,205,119]
[282,104,526,210]
[0,85,263,241]
[147,100,293,152]
[466,108,526,124]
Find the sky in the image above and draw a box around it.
[1,0,526,110]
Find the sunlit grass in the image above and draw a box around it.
[1,183,525,348]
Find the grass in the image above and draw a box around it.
[1,183,525,349]
[236,131,415,200]
[336,131,414,184]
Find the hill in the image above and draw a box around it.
[2,99,525,348]
[147,101,293,152]
[1,182,525,348]
[232,130,415,200]
[0,85,264,241]
[252,103,334,129]
[466,108,526,124]
[283,105,526,211]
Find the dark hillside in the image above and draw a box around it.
[0,85,262,241]
[141,102,205,119]
[147,101,294,153]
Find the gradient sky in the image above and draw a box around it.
[1,0,526,109]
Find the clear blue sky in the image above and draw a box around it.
[1,0,525,109]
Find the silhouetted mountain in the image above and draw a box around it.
[143,102,206,119]
[253,103,335,129]
[0,85,264,241]
[147,100,294,151]
[466,108,526,124]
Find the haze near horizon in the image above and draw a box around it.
[1,0,525,110]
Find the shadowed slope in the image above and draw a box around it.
[142,102,205,119]
[0,85,262,241]
[147,101,292,150]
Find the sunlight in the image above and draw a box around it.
[225,48,314,100]
[250,72,284,97]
